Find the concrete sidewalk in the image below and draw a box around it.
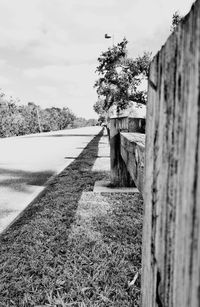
[0,126,102,233]
[92,128,110,173]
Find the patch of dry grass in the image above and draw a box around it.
[0,131,143,307]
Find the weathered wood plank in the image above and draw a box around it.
[109,118,133,187]
[109,116,145,187]
[142,1,200,306]
[120,132,145,194]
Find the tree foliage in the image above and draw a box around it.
[93,99,105,115]
[72,117,97,128]
[94,38,151,113]
[0,92,97,138]
[171,11,182,32]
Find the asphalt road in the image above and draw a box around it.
[0,126,102,233]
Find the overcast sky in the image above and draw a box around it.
[0,0,194,118]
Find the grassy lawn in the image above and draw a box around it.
[0,131,143,307]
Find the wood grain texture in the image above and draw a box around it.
[120,132,145,194]
[142,1,200,306]
[109,117,145,187]
[109,118,133,187]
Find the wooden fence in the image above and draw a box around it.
[120,132,145,194]
[108,0,200,305]
[142,0,200,306]
[108,116,145,187]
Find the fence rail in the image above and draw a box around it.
[120,132,145,194]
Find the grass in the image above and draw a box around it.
[0,130,143,307]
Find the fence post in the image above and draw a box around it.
[109,117,132,187]
[142,1,200,306]
[109,113,146,187]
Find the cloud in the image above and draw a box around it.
[30,42,100,65]
[24,63,95,84]
[0,76,11,86]
[24,63,97,112]
[0,0,43,49]
[37,85,58,97]
[0,0,194,119]
[0,59,6,66]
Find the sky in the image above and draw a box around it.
[0,0,194,119]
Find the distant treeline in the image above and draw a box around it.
[0,96,97,138]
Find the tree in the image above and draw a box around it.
[171,11,182,32]
[86,118,98,126]
[94,38,151,113]
[0,93,24,137]
[93,99,105,116]
[72,117,88,128]
[97,115,106,125]
[0,89,94,137]
[40,107,75,132]
[59,107,76,130]
[25,102,41,133]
